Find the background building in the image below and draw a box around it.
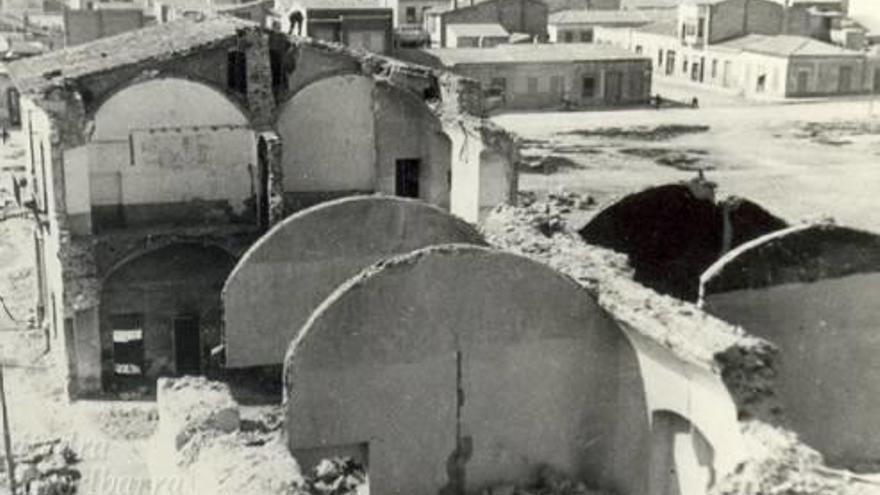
[425,0,548,46]
[275,0,393,53]
[408,43,652,110]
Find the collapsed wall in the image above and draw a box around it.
[579,181,788,301]
[284,245,651,495]
[222,196,487,369]
[700,223,880,472]
[484,199,875,495]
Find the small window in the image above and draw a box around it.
[582,76,596,98]
[580,30,593,42]
[112,314,144,376]
[635,45,643,54]
[563,31,574,43]
[395,159,420,198]
[711,59,718,78]
[683,57,689,74]
[697,18,705,38]
[657,49,663,66]
[405,6,416,23]
[527,77,538,94]
[227,49,248,94]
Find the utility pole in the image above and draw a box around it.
[0,366,16,495]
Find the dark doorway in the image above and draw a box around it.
[395,159,421,198]
[174,316,201,375]
[6,88,20,127]
[838,65,853,93]
[797,70,809,94]
[604,71,623,103]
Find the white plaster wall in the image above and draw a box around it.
[89,79,255,211]
[63,147,90,216]
[620,325,747,483]
[448,127,482,223]
[704,272,880,465]
[277,75,377,192]
[478,150,510,219]
[92,78,249,140]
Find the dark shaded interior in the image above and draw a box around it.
[579,184,787,301]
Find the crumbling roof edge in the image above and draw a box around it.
[221,195,488,298]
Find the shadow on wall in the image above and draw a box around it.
[284,244,654,495]
[222,196,487,371]
[579,180,788,301]
[99,243,237,394]
[650,411,716,495]
[700,223,880,473]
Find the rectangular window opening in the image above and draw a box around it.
[227,49,248,94]
[112,313,144,376]
[395,159,420,198]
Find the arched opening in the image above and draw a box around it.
[580,182,787,301]
[276,75,453,213]
[276,74,376,206]
[649,411,716,495]
[100,243,237,394]
[84,78,257,232]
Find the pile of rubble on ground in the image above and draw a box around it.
[482,465,614,495]
[483,195,877,495]
[12,438,81,495]
[152,376,368,495]
[303,457,367,495]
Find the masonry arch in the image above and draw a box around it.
[276,74,452,210]
[84,77,258,230]
[222,196,485,369]
[580,182,786,301]
[649,411,716,495]
[91,77,251,140]
[700,224,880,469]
[99,243,237,392]
[285,244,651,495]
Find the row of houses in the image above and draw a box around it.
[594,0,880,98]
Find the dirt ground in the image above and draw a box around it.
[497,98,880,233]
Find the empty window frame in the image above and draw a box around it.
[111,313,144,376]
[582,76,596,98]
[227,49,248,94]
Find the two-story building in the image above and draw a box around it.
[8,14,517,398]
[274,0,394,53]
[424,0,548,47]
[387,0,451,47]
[548,8,669,42]
[595,0,878,98]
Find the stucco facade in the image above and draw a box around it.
[595,0,875,99]
[285,245,652,495]
[410,44,653,111]
[222,196,487,369]
[9,15,517,397]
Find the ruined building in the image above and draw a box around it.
[8,14,517,397]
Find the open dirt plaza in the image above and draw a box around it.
[499,96,880,232]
